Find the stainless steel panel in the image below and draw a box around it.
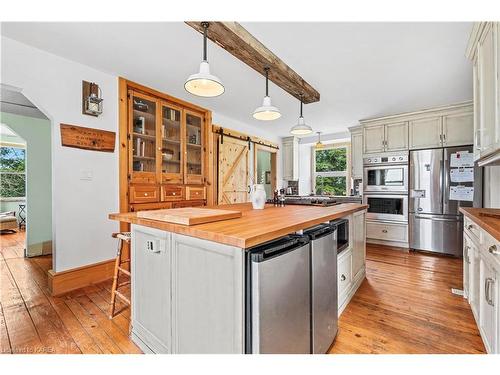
[311,232,338,354]
[363,194,408,222]
[443,146,474,215]
[409,213,463,256]
[409,149,443,215]
[251,244,310,354]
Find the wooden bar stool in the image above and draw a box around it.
[109,232,132,319]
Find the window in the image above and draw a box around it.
[0,146,26,198]
[313,144,350,196]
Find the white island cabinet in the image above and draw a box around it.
[131,225,244,354]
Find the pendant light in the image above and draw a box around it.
[290,94,313,135]
[184,22,225,97]
[253,67,281,121]
[315,132,324,149]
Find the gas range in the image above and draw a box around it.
[281,196,340,207]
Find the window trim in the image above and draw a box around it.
[0,145,27,199]
[312,142,351,196]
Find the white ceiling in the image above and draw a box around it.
[1,22,473,137]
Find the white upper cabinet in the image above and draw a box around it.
[442,112,474,147]
[350,129,363,179]
[282,136,299,181]
[385,122,408,151]
[409,116,442,149]
[363,125,385,154]
[467,22,500,166]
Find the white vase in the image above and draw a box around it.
[251,184,266,210]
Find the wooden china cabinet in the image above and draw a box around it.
[119,78,214,214]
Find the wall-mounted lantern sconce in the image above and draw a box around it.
[82,81,103,116]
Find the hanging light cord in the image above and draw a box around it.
[202,22,209,61]
[264,67,270,96]
[299,94,303,117]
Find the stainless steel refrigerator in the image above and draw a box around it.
[409,146,482,257]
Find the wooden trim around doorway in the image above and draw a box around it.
[48,258,115,296]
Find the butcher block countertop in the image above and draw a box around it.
[460,207,500,242]
[110,202,368,249]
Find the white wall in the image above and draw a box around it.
[1,36,119,272]
[483,165,500,208]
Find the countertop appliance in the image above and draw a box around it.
[330,218,349,253]
[303,224,338,354]
[281,195,362,206]
[363,153,408,193]
[409,146,482,256]
[246,235,311,353]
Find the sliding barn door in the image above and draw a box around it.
[218,137,249,204]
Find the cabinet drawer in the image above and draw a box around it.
[338,251,352,297]
[130,185,159,204]
[186,186,206,200]
[464,216,481,244]
[366,221,408,243]
[161,185,184,201]
[481,230,500,269]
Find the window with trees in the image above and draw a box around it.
[0,146,26,198]
[313,144,350,196]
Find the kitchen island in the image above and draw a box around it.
[110,203,367,354]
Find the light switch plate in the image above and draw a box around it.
[80,170,93,180]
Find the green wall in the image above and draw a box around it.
[0,112,52,256]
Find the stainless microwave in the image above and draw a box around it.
[363,153,408,194]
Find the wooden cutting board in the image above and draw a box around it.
[137,207,242,225]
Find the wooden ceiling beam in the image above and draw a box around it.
[185,21,320,104]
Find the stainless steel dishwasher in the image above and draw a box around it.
[303,223,338,354]
[245,235,311,354]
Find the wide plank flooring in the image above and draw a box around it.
[0,231,140,354]
[1,232,485,354]
[329,244,485,354]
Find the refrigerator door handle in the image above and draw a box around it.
[414,215,460,222]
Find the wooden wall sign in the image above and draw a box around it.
[60,123,116,152]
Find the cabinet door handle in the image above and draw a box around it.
[382,229,388,233]
[442,133,446,144]
[488,245,500,255]
[485,278,494,306]
[340,274,346,281]
[464,246,471,264]
[467,224,474,230]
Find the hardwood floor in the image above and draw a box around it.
[330,244,486,354]
[0,232,485,354]
[0,231,140,354]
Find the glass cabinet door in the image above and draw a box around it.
[129,91,158,183]
[160,102,183,184]
[184,111,204,184]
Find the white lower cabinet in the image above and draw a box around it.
[366,220,408,246]
[338,211,367,316]
[131,225,245,354]
[463,222,500,354]
[131,226,172,354]
[479,257,498,353]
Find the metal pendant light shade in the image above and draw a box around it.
[185,22,225,97]
[253,67,281,121]
[290,95,313,135]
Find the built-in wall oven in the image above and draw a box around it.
[363,153,408,194]
[363,194,408,222]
